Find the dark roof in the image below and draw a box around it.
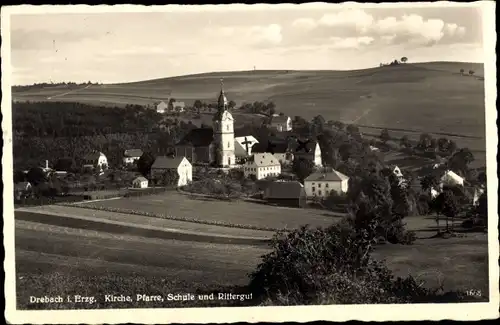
[84,151,104,161]
[270,116,289,124]
[251,140,289,154]
[305,169,349,182]
[287,137,318,153]
[264,181,305,199]
[176,128,214,147]
[124,149,143,158]
[151,156,186,169]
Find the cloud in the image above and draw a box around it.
[318,9,374,33]
[329,36,375,49]
[203,23,283,47]
[292,18,317,31]
[293,9,467,47]
[10,28,98,51]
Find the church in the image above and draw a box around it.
[175,80,237,168]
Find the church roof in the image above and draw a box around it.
[176,128,214,147]
[251,140,290,154]
[151,156,187,169]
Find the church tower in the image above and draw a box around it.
[212,78,235,167]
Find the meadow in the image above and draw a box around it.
[13,62,486,149]
[76,191,342,230]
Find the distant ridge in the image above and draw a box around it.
[116,61,484,86]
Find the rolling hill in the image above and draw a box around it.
[12,62,487,155]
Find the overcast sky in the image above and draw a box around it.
[9,4,485,85]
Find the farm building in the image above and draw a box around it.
[123,149,143,165]
[156,101,168,114]
[263,180,306,208]
[234,136,259,157]
[82,151,108,171]
[132,176,149,189]
[150,156,192,187]
[269,115,292,132]
[243,152,281,180]
[304,169,349,198]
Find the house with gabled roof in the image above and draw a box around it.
[123,149,144,165]
[251,139,293,164]
[304,168,349,198]
[263,180,306,208]
[150,156,192,187]
[82,151,108,171]
[243,152,281,180]
[440,169,465,188]
[157,101,168,114]
[132,176,149,189]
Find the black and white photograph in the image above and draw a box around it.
[2,2,498,323]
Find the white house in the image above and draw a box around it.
[392,165,403,178]
[132,176,149,189]
[440,170,464,188]
[243,152,282,180]
[172,101,185,112]
[150,156,192,187]
[304,169,349,198]
[270,116,292,132]
[83,151,108,171]
[157,101,168,114]
[473,187,485,206]
[234,136,259,157]
[123,149,143,165]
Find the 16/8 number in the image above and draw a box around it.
[466,289,482,297]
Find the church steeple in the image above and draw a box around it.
[217,78,228,110]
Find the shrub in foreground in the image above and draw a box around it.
[249,222,468,305]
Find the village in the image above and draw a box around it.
[13,79,487,234]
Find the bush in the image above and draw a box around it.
[249,221,456,305]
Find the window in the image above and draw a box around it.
[318,183,321,188]
[228,141,230,148]
[318,190,322,196]
[312,182,315,185]
[312,187,316,192]
[325,183,329,188]
[226,125,229,131]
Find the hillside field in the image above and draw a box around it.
[12,62,487,158]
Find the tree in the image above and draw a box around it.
[459,68,465,75]
[468,70,475,76]
[332,121,345,130]
[401,57,408,63]
[448,148,474,174]
[476,191,487,224]
[399,135,411,148]
[266,102,276,115]
[54,157,75,171]
[420,173,440,192]
[137,152,155,177]
[439,190,459,232]
[161,169,180,187]
[14,170,26,183]
[292,157,315,182]
[380,128,390,143]
[417,133,433,150]
[26,167,47,186]
[228,100,236,110]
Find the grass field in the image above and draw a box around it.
[13,62,486,148]
[77,191,343,230]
